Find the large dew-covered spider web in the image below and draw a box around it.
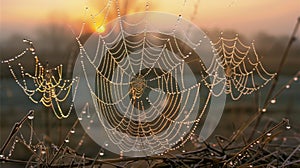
[72,2,275,157]
[73,11,227,157]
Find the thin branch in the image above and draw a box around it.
[0,110,34,155]
[263,17,300,107]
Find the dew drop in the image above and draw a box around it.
[270,99,276,104]
[28,110,34,120]
[293,77,298,81]
[28,115,34,120]
[267,132,272,136]
[78,117,83,121]
[262,108,267,112]
[286,125,291,130]
[285,85,290,89]
[120,151,124,158]
[70,128,75,134]
[64,137,70,143]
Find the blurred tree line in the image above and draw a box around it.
[1,22,299,79]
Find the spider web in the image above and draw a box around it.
[0,0,276,157]
[203,34,276,100]
[73,4,275,154]
[73,9,226,156]
[1,39,79,119]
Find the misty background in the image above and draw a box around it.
[0,0,299,161]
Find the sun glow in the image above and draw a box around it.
[96,25,106,33]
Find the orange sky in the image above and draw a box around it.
[0,0,299,40]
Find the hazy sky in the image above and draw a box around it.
[0,0,299,40]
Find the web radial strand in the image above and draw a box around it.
[73,12,226,157]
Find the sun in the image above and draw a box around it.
[96,25,106,33]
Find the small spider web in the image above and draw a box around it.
[1,39,79,119]
[202,34,276,100]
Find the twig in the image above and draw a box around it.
[224,17,300,150]
[281,159,300,167]
[248,91,261,142]
[263,17,300,107]
[0,157,38,165]
[0,110,34,155]
[90,149,101,167]
[16,136,45,163]
[264,71,300,109]
[281,144,300,166]
[48,119,79,166]
[225,119,288,165]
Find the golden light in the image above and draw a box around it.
[96,25,106,33]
